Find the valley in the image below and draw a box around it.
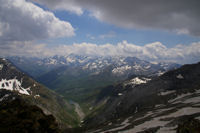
[1,0,200,132]
[1,56,200,133]
[8,55,180,115]
[8,55,179,99]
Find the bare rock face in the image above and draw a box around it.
[0,92,60,133]
[177,118,200,133]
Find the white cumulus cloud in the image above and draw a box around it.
[1,41,200,64]
[0,0,75,43]
[34,0,83,15]
[34,0,200,37]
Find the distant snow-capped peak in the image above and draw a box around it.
[7,55,180,77]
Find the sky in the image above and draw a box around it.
[0,0,200,64]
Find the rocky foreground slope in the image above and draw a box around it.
[0,58,80,129]
[0,90,60,133]
[83,62,200,133]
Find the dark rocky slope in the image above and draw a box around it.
[0,90,60,133]
[84,62,200,133]
[0,58,80,128]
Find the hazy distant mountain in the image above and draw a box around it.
[8,55,180,103]
[8,55,180,78]
[4,56,200,133]
[0,58,80,129]
[84,62,200,133]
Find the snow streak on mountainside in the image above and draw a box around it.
[0,62,30,95]
[0,78,30,95]
[125,77,151,86]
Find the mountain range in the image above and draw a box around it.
[8,55,180,78]
[1,56,200,133]
[8,55,180,103]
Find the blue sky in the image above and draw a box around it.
[0,0,200,64]
[41,9,200,48]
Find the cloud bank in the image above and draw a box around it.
[1,41,200,64]
[35,0,200,37]
[0,0,199,64]
[0,0,74,44]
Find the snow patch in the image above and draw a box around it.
[102,117,131,133]
[61,61,65,64]
[160,90,176,96]
[132,64,142,70]
[133,111,154,122]
[34,94,40,99]
[82,63,90,69]
[112,65,131,75]
[108,122,112,126]
[183,96,200,104]
[129,77,151,85]
[102,89,200,133]
[91,71,100,75]
[155,104,165,108]
[144,65,151,69]
[169,93,192,104]
[78,59,85,63]
[0,64,3,70]
[89,64,97,69]
[66,57,76,63]
[176,74,184,79]
[157,71,165,76]
[0,78,30,95]
[0,94,10,102]
[134,106,138,113]
[122,107,200,133]
[169,90,200,105]
[47,59,57,65]
[166,107,200,118]
[118,93,123,96]
[151,61,158,65]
